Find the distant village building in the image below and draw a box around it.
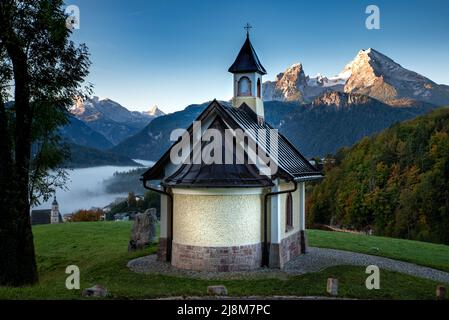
[114,213,131,222]
[142,29,323,272]
[63,213,74,222]
[31,197,63,225]
[102,204,113,213]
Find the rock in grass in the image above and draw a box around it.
[326,278,338,296]
[207,285,228,296]
[436,285,446,300]
[82,284,108,297]
[128,209,157,252]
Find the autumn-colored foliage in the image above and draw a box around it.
[309,108,449,245]
[71,209,103,222]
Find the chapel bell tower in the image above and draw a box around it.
[228,24,267,122]
[51,196,60,224]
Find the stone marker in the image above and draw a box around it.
[436,285,446,300]
[82,284,108,297]
[326,278,338,296]
[207,285,228,296]
[147,208,158,243]
[128,209,158,252]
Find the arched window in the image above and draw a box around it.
[257,78,261,98]
[286,193,293,231]
[238,76,251,96]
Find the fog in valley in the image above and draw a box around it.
[34,160,154,215]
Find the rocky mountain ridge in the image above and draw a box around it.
[263,48,449,107]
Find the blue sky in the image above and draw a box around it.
[69,0,449,113]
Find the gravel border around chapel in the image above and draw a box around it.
[127,247,449,283]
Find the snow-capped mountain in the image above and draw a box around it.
[263,63,309,102]
[343,48,449,106]
[142,105,165,117]
[71,96,155,127]
[263,48,449,107]
[70,97,164,145]
[263,63,347,103]
[307,71,350,88]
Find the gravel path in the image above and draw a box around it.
[283,247,449,284]
[127,255,286,280]
[128,247,449,283]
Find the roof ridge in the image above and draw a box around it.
[142,100,323,184]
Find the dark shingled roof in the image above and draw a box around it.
[31,209,63,225]
[228,35,267,75]
[163,117,274,188]
[142,100,322,187]
[221,103,321,180]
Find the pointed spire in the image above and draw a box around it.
[228,25,266,75]
[52,196,58,206]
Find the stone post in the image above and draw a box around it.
[128,209,157,252]
[436,285,446,300]
[326,278,338,296]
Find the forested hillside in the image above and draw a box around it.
[309,107,449,244]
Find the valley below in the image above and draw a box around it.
[34,160,153,215]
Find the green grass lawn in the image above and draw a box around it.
[308,229,449,273]
[0,222,446,300]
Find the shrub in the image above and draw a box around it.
[71,209,103,222]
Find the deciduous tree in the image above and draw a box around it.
[0,0,90,286]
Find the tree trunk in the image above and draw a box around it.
[0,93,38,286]
[0,34,38,286]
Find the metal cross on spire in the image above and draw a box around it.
[244,23,252,37]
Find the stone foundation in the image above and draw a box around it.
[157,237,168,262]
[171,242,262,272]
[269,230,307,269]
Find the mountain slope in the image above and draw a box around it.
[309,107,449,245]
[59,116,113,150]
[280,92,433,157]
[70,97,162,145]
[63,143,140,168]
[111,102,210,160]
[111,101,297,161]
[111,95,430,161]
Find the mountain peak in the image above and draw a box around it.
[352,48,396,67]
[285,62,304,74]
[289,62,303,69]
[144,105,165,117]
[342,48,449,105]
[264,62,308,102]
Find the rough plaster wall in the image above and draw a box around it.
[173,194,262,246]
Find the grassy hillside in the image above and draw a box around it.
[308,230,449,272]
[309,107,449,244]
[0,222,447,299]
